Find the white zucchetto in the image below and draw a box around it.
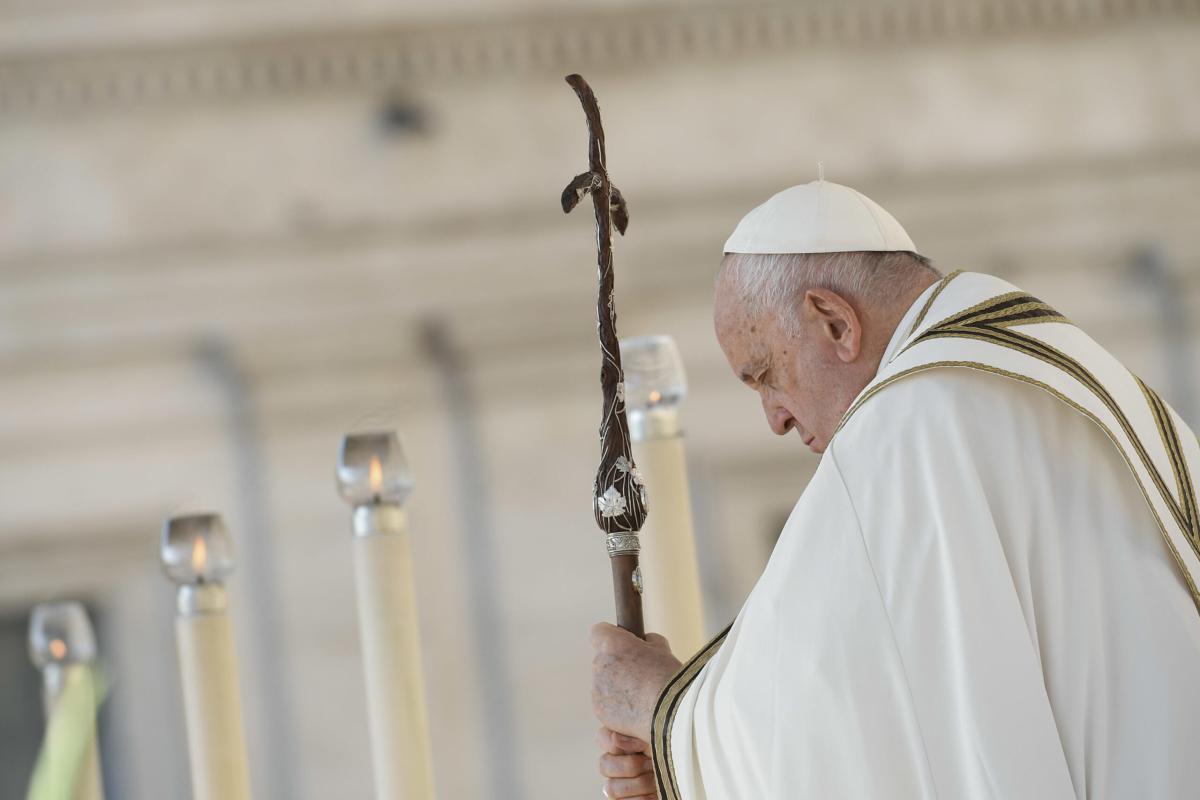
[724,179,917,255]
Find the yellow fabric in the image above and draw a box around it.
[26,665,105,800]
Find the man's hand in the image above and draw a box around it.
[597,727,657,799]
[590,622,682,743]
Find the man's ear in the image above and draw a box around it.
[802,288,862,362]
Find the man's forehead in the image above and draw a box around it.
[712,275,755,328]
[723,328,771,378]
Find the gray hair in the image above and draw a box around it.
[719,250,940,335]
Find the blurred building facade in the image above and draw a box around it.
[1,0,1198,797]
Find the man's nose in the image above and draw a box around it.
[762,396,795,436]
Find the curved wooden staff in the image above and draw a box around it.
[561,73,646,639]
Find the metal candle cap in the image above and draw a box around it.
[336,431,414,507]
[620,335,687,440]
[161,513,236,585]
[29,602,97,668]
[620,335,687,410]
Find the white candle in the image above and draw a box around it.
[337,432,436,800]
[162,514,252,800]
[622,336,708,657]
[28,601,105,800]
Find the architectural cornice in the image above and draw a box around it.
[1,0,1197,115]
[2,141,1197,273]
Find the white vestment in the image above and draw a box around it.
[652,271,1200,800]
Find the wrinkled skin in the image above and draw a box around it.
[591,624,679,799]
[596,725,657,799]
[712,272,922,453]
[590,624,680,743]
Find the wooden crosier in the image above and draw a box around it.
[561,73,647,639]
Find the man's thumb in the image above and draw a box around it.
[645,632,671,651]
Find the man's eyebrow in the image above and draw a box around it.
[738,361,766,384]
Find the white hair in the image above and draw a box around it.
[719,250,940,335]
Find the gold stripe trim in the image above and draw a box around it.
[915,325,1193,538]
[932,290,1029,327]
[1138,378,1200,539]
[844,286,1200,608]
[899,289,1190,535]
[905,269,963,339]
[837,358,1200,614]
[842,288,1070,435]
[924,291,1069,331]
[651,624,732,800]
[842,359,1200,609]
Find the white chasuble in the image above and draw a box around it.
[652,271,1200,800]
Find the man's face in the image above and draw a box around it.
[713,276,868,454]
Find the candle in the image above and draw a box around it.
[620,335,708,656]
[161,513,252,800]
[28,601,105,800]
[336,431,436,800]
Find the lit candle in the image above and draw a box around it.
[336,431,436,800]
[621,335,708,656]
[28,601,105,800]
[161,513,252,800]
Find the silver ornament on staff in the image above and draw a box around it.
[28,601,106,800]
[621,335,707,657]
[161,513,253,800]
[336,431,436,800]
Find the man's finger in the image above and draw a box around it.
[599,752,652,778]
[594,727,632,753]
[595,727,630,753]
[605,772,658,798]
[596,726,650,756]
[613,732,649,754]
[589,621,618,652]
[591,620,642,654]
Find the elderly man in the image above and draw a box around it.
[590,179,1200,799]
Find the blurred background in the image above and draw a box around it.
[1,0,1198,797]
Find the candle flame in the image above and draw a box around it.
[368,456,384,495]
[49,639,67,660]
[191,535,208,574]
[649,390,662,404]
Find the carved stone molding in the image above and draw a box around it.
[1,0,1197,115]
